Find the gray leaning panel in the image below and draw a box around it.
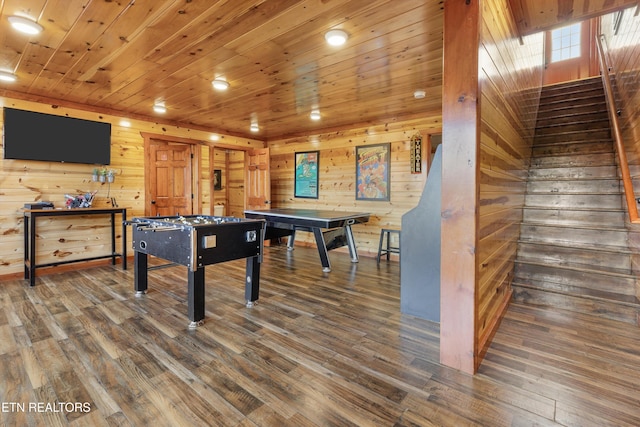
[400,144,442,322]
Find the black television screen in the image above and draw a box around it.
[3,107,111,165]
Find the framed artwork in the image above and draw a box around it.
[294,151,319,198]
[213,169,222,190]
[356,143,390,201]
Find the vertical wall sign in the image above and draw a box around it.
[410,133,422,174]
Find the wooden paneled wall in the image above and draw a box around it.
[227,150,246,218]
[441,0,543,375]
[207,147,246,217]
[210,147,227,216]
[267,116,442,257]
[0,97,263,278]
[601,6,640,299]
[477,0,544,369]
[440,0,481,374]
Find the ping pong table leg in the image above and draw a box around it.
[313,227,331,272]
[287,229,296,251]
[345,225,359,263]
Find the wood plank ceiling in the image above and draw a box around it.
[0,0,635,140]
[509,0,639,36]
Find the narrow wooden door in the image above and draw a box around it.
[148,140,193,216]
[245,148,271,211]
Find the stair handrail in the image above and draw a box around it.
[596,34,640,223]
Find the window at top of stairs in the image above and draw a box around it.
[551,23,582,62]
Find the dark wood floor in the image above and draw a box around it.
[1,245,640,426]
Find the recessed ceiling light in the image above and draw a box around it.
[0,71,17,83]
[210,134,220,141]
[8,16,43,35]
[414,90,426,99]
[310,109,321,121]
[325,29,348,46]
[250,123,259,132]
[153,102,167,114]
[212,78,229,91]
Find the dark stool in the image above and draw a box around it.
[377,228,400,263]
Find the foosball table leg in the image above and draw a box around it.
[187,267,205,327]
[244,255,260,308]
[134,251,148,295]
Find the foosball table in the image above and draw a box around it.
[129,215,265,328]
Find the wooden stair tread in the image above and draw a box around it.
[538,95,606,109]
[537,101,607,113]
[535,124,612,136]
[538,98,606,109]
[531,156,617,165]
[532,139,615,148]
[517,238,632,254]
[525,185,621,190]
[539,83,604,95]
[535,115,609,125]
[516,239,632,260]
[534,137,613,144]
[531,139,613,145]
[522,205,626,212]
[531,147,616,158]
[541,76,601,86]
[514,259,636,289]
[512,279,640,307]
[519,220,627,232]
[537,112,608,121]
[540,83,603,93]
[524,189,622,194]
[526,176,620,181]
[525,175,620,182]
[533,129,611,136]
[539,79,603,93]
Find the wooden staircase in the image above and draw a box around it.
[512,77,640,325]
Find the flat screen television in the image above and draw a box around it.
[2,107,111,165]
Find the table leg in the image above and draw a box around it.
[287,229,296,251]
[245,255,260,307]
[122,209,127,270]
[24,214,28,280]
[134,251,148,295]
[312,227,331,272]
[24,214,30,284]
[187,267,205,328]
[27,214,36,286]
[110,212,116,265]
[345,225,359,263]
[386,231,391,261]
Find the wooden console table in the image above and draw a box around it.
[23,207,128,286]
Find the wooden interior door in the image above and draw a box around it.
[148,140,193,216]
[245,148,271,211]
